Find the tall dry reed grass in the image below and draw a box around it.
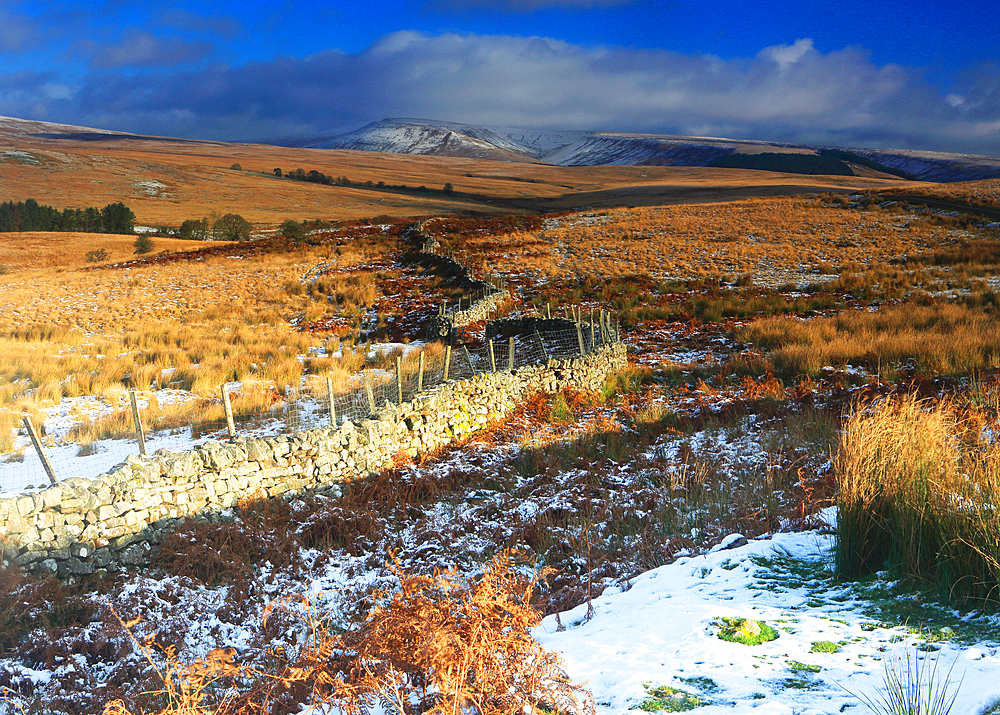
[741,303,1000,378]
[835,394,1000,604]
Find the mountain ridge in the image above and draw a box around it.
[285,118,1000,183]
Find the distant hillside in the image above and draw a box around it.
[283,118,1000,183]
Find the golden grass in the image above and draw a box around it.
[835,394,1000,604]
[0,231,227,271]
[0,126,916,229]
[444,195,974,283]
[739,303,1000,378]
[895,178,1000,207]
[0,234,407,453]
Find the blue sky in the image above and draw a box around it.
[1,0,998,155]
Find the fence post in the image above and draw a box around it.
[600,309,607,342]
[22,416,56,485]
[546,303,551,319]
[396,356,404,404]
[220,385,236,438]
[364,371,376,414]
[488,339,496,372]
[590,310,596,350]
[418,351,425,392]
[325,377,337,427]
[443,344,452,382]
[508,336,515,371]
[535,330,549,362]
[129,389,147,456]
[576,322,586,355]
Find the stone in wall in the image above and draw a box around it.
[0,343,627,576]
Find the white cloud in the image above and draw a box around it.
[760,38,815,70]
[17,30,1000,157]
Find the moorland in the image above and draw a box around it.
[2,116,1000,714]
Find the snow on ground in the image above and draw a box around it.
[535,512,1000,715]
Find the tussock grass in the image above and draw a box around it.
[456,196,974,282]
[741,303,1000,378]
[835,394,1000,605]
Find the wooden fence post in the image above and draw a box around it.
[443,344,452,382]
[396,356,404,404]
[364,371,376,414]
[129,389,147,456]
[488,339,496,372]
[535,331,549,362]
[576,322,586,355]
[326,376,336,427]
[590,311,596,350]
[418,351,425,392]
[508,336,515,371]
[220,385,236,439]
[22,416,56,485]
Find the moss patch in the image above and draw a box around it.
[631,684,703,712]
[715,616,779,646]
[809,640,840,653]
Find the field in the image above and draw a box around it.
[0,121,920,228]
[3,136,1000,714]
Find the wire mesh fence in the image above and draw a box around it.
[1,318,620,492]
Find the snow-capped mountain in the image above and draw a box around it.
[286,118,1000,182]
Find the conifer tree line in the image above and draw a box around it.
[0,199,135,234]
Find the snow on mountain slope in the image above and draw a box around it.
[852,148,1000,182]
[543,134,736,167]
[292,118,1000,182]
[302,118,536,161]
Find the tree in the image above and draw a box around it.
[179,218,210,241]
[133,234,154,254]
[273,168,282,177]
[279,219,306,241]
[443,182,454,196]
[213,213,253,241]
[101,202,135,234]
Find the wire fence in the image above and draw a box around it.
[2,320,620,492]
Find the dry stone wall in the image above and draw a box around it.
[0,344,626,577]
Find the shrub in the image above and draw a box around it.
[279,219,306,240]
[133,234,154,254]
[103,550,592,715]
[86,248,110,262]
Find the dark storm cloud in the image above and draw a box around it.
[429,0,634,10]
[157,10,241,39]
[20,31,1000,156]
[0,8,41,52]
[86,29,214,69]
